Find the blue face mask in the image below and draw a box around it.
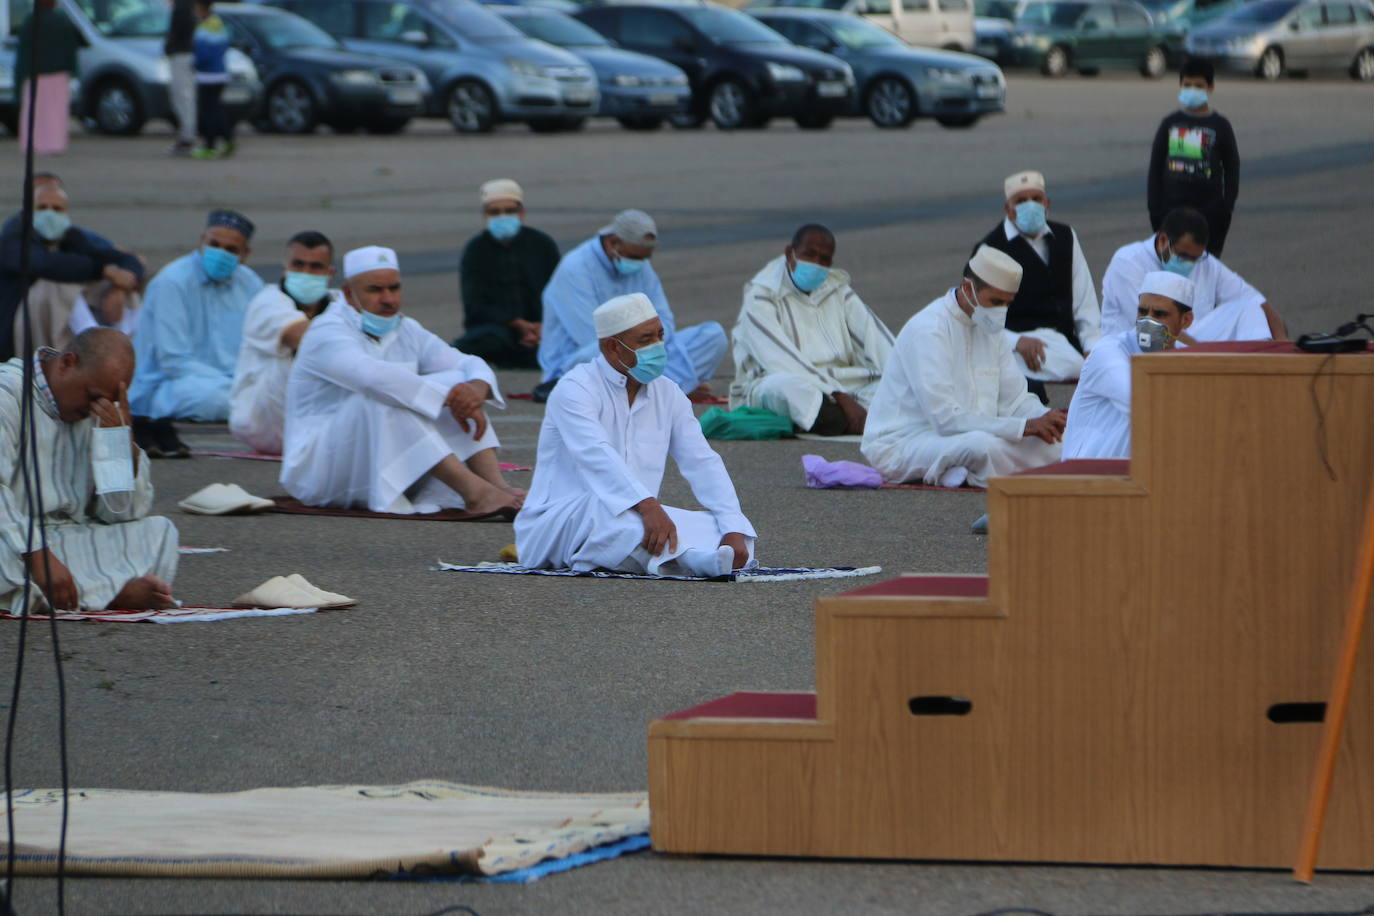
[487,215,521,242]
[33,209,71,242]
[614,255,645,277]
[790,258,829,294]
[1013,200,1047,237]
[1178,87,1209,110]
[1161,243,1197,279]
[283,271,329,305]
[200,245,240,282]
[617,338,667,384]
[359,309,401,339]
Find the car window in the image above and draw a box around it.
[426,0,527,39]
[1295,2,1325,24]
[1115,3,1151,25]
[238,11,342,50]
[1357,2,1374,19]
[73,0,169,37]
[1227,0,1300,19]
[1018,1,1092,26]
[507,11,610,46]
[780,19,835,48]
[287,1,357,37]
[901,0,930,11]
[360,3,455,46]
[619,9,695,48]
[976,0,1020,15]
[830,16,907,45]
[679,6,789,42]
[938,0,971,12]
[1323,2,1356,22]
[1079,4,1115,26]
[575,8,619,41]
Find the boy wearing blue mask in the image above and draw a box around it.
[1146,56,1240,256]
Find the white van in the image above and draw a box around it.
[745,0,975,50]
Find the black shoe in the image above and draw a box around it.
[132,416,164,458]
[153,417,191,458]
[531,379,558,404]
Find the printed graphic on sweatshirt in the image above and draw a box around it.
[1166,126,1216,180]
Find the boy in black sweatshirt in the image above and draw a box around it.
[1146,57,1239,256]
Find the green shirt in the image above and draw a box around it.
[459,225,561,329]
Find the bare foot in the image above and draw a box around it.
[108,575,174,610]
[465,480,522,516]
[500,484,527,504]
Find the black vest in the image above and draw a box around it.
[975,220,1080,353]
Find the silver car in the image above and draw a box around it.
[1185,0,1374,80]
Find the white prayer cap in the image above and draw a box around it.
[343,245,399,279]
[594,293,657,339]
[968,245,1023,293]
[599,209,658,248]
[480,178,523,205]
[1004,170,1046,200]
[1138,270,1195,310]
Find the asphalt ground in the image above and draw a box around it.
[3,72,1374,915]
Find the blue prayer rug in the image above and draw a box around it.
[434,561,882,583]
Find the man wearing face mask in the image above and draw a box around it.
[129,209,263,457]
[731,224,893,436]
[861,246,1065,490]
[517,293,755,577]
[1064,271,1195,461]
[0,328,178,612]
[454,179,560,371]
[0,182,144,361]
[975,171,1100,398]
[228,230,340,455]
[282,246,521,518]
[1099,207,1283,343]
[536,209,727,403]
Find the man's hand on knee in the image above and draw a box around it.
[1024,408,1067,444]
[25,549,79,611]
[634,497,678,557]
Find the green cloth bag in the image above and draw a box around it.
[698,406,795,441]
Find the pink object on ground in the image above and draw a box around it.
[663,691,818,721]
[18,74,70,155]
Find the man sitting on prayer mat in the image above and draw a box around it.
[731,223,894,436]
[229,230,341,455]
[535,209,727,402]
[130,208,263,457]
[0,329,178,612]
[281,245,522,517]
[515,293,756,577]
[1064,271,1195,460]
[861,245,1066,488]
[1099,207,1285,342]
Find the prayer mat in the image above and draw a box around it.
[395,834,650,884]
[436,561,883,583]
[190,453,532,472]
[796,433,862,443]
[2,781,647,879]
[880,482,986,492]
[269,497,510,522]
[0,606,319,624]
[179,546,231,554]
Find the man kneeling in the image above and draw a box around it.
[2,329,177,611]
[282,246,521,517]
[516,294,756,577]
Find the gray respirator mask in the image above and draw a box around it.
[1136,317,1171,352]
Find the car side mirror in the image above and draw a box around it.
[400,29,429,46]
[672,36,696,51]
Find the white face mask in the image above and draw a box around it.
[961,281,1007,336]
[91,425,135,508]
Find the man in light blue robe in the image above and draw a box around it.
[129,209,262,454]
[535,209,726,402]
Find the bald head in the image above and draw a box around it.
[45,329,135,422]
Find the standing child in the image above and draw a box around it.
[191,0,234,160]
[1146,57,1239,256]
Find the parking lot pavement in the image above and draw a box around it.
[3,75,1374,915]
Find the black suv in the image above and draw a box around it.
[574,2,854,129]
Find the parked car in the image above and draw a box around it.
[746,0,976,52]
[972,0,1021,60]
[1185,0,1374,79]
[1137,0,1245,26]
[1008,0,1182,76]
[265,0,599,132]
[481,0,580,12]
[575,2,854,129]
[494,5,690,128]
[752,8,1003,126]
[5,0,262,136]
[215,4,429,134]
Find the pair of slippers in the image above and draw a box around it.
[178,483,274,515]
[233,575,355,610]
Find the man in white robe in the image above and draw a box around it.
[861,246,1066,488]
[516,293,756,577]
[732,223,894,436]
[0,329,177,611]
[1100,207,1285,342]
[281,246,521,517]
[1064,271,1195,460]
[229,230,341,455]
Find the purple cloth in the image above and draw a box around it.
[801,454,883,489]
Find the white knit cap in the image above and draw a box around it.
[480,178,523,205]
[599,209,658,248]
[1138,270,1195,310]
[1004,170,1046,200]
[594,293,657,339]
[343,245,398,279]
[968,245,1023,293]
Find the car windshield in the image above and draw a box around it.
[679,7,789,43]
[238,12,341,50]
[975,0,1020,17]
[507,12,609,46]
[1017,1,1090,25]
[74,0,168,37]
[1226,0,1300,21]
[829,18,905,48]
[424,0,527,39]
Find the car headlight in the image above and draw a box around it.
[924,66,967,81]
[668,73,688,86]
[333,69,378,86]
[612,74,642,87]
[414,72,432,92]
[506,57,548,79]
[154,58,171,83]
[840,64,856,86]
[766,61,806,83]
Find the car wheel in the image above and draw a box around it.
[266,80,318,135]
[1351,46,1374,81]
[92,78,145,136]
[865,76,916,128]
[1140,45,1168,78]
[364,117,410,134]
[447,80,496,133]
[935,114,980,128]
[561,116,587,131]
[1077,66,1100,76]
[1257,46,1284,80]
[527,117,565,133]
[707,78,753,130]
[793,112,833,129]
[1041,45,1070,77]
[616,115,664,130]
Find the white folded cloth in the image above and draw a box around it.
[178,483,275,516]
[233,575,356,610]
